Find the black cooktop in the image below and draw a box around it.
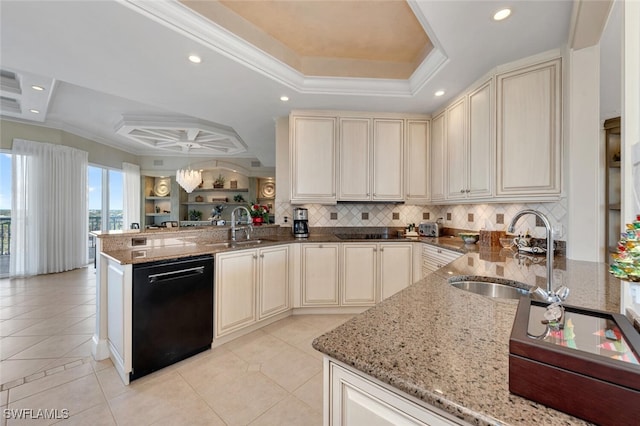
[335,233,399,240]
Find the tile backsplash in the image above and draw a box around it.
[275,198,568,241]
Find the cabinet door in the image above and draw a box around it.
[372,119,404,201]
[405,120,430,204]
[467,78,494,198]
[329,362,459,426]
[422,245,462,274]
[496,58,561,197]
[445,97,467,200]
[341,244,377,306]
[339,118,371,201]
[215,250,256,337]
[379,244,413,300]
[290,115,337,203]
[258,245,290,320]
[430,112,446,201]
[301,244,340,306]
[107,259,132,380]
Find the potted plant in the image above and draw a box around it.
[249,203,269,224]
[213,174,225,189]
[188,209,202,221]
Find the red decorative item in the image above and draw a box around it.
[252,217,263,225]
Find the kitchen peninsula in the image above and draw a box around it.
[92,226,638,425]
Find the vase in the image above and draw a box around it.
[252,217,263,225]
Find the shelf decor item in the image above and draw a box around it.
[188,209,202,221]
[609,214,640,281]
[249,203,269,224]
[213,174,225,189]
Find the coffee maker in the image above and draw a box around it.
[293,207,309,238]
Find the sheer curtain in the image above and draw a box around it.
[122,162,140,229]
[10,139,88,277]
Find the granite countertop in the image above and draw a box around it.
[312,250,623,426]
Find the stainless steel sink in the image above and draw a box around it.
[449,278,531,300]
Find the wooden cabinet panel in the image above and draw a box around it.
[430,112,446,201]
[405,120,430,203]
[467,79,493,198]
[339,118,371,201]
[379,243,413,300]
[341,244,377,306]
[301,244,340,306]
[215,250,257,337]
[445,98,467,199]
[372,119,404,201]
[496,59,561,197]
[290,115,337,203]
[258,246,290,320]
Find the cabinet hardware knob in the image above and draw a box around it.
[466,189,470,193]
[260,254,264,258]
[380,248,384,252]
[373,248,377,252]
[460,189,465,193]
[253,255,258,259]
[319,244,323,248]
[437,249,442,253]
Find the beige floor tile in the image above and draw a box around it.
[37,358,87,376]
[249,395,322,426]
[95,366,129,401]
[89,358,113,373]
[54,403,115,426]
[10,318,86,337]
[10,305,79,320]
[0,359,52,386]
[148,400,226,426]
[8,363,94,404]
[292,372,324,413]
[52,305,95,318]
[299,314,354,332]
[9,335,91,360]
[1,389,7,406]
[177,347,247,392]
[108,372,212,426]
[0,319,43,337]
[0,336,47,360]
[61,339,93,358]
[0,306,38,320]
[260,344,322,392]
[59,318,95,335]
[6,374,105,426]
[262,316,325,345]
[225,330,288,364]
[197,370,288,425]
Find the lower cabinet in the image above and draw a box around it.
[215,245,290,338]
[328,360,463,426]
[105,257,132,384]
[379,243,413,300]
[301,243,341,306]
[422,245,462,275]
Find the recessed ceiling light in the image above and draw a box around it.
[29,109,40,114]
[188,55,202,64]
[493,8,511,21]
[434,90,445,97]
[31,85,45,91]
[280,96,289,102]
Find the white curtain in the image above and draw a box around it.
[122,162,140,229]
[10,139,88,277]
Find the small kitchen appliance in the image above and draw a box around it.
[293,207,309,238]
[419,221,444,237]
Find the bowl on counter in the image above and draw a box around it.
[458,233,480,244]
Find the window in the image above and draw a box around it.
[0,153,11,276]
[88,165,123,232]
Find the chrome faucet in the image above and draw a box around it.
[230,206,252,241]
[508,209,568,303]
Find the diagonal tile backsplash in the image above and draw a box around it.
[275,198,568,241]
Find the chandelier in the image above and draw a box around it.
[176,143,201,193]
[176,167,201,193]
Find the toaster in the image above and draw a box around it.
[419,221,444,237]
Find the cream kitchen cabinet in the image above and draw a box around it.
[341,243,377,306]
[496,58,562,198]
[446,79,493,201]
[290,114,337,204]
[215,250,257,337]
[327,360,464,426]
[257,245,290,320]
[215,245,290,337]
[338,117,371,201]
[301,243,340,306]
[105,257,132,384]
[405,119,430,204]
[338,118,404,201]
[379,243,413,300]
[430,111,446,202]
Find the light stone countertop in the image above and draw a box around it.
[312,250,623,426]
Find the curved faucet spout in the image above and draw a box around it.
[231,206,252,241]
[508,210,558,299]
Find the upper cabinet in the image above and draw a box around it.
[338,117,371,201]
[290,115,337,204]
[405,120,430,204]
[371,119,404,201]
[496,58,562,198]
[445,97,467,199]
[429,112,446,202]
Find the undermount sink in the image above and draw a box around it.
[449,277,532,300]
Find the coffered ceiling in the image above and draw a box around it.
[0,1,599,169]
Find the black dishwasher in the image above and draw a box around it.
[131,255,214,381]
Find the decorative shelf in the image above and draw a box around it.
[609,203,621,211]
[181,202,247,206]
[145,213,171,216]
[192,188,249,193]
[146,196,171,200]
[609,161,621,168]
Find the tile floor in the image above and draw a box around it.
[0,266,353,425]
